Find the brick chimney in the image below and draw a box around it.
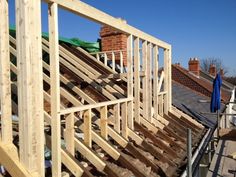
[100,18,127,66]
[188,58,200,76]
[209,64,216,77]
[220,68,224,77]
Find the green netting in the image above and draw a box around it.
[9,25,100,53]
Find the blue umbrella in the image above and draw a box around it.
[210,73,222,112]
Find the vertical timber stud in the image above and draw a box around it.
[100,106,108,140]
[84,109,92,148]
[48,3,61,177]
[65,113,75,156]
[16,0,44,175]
[134,37,140,123]
[147,43,152,122]
[31,0,45,175]
[114,103,120,133]
[163,49,169,114]
[0,0,12,143]
[142,41,148,120]
[168,47,172,111]
[153,46,159,119]
[121,102,128,139]
[127,35,134,129]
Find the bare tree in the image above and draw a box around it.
[200,57,228,75]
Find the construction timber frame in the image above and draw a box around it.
[0,0,197,176]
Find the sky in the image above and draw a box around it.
[9,0,236,75]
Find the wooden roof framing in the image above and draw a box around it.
[0,0,206,177]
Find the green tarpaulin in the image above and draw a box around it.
[9,25,100,53]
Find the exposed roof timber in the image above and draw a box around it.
[44,0,171,49]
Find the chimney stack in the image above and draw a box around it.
[100,18,127,66]
[188,58,200,76]
[209,64,216,77]
[220,68,224,77]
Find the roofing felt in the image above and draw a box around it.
[172,64,232,102]
[172,81,226,129]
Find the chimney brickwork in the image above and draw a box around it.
[188,58,200,76]
[209,64,216,77]
[100,23,127,66]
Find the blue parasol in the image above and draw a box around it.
[210,73,222,112]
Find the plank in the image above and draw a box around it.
[16,0,44,175]
[153,45,159,120]
[0,0,12,143]
[147,43,152,122]
[65,113,75,156]
[163,49,169,114]
[127,35,134,129]
[142,41,148,120]
[121,102,128,139]
[45,0,171,49]
[134,37,140,123]
[84,109,92,148]
[100,106,108,140]
[48,2,61,176]
[113,103,120,133]
[74,138,106,172]
[0,143,32,177]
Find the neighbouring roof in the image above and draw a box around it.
[200,70,235,91]
[172,64,232,102]
[172,81,222,129]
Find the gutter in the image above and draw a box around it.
[180,125,215,177]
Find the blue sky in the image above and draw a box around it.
[9,0,236,75]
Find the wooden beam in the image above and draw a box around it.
[147,43,152,122]
[168,48,172,110]
[0,143,32,177]
[134,37,140,123]
[113,103,120,133]
[100,106,108,140]
[65,113,75,156]
[0,0,12,143]
[61,149,84,177]
[121,102,128,139]
[153,46,159,119]
[44,0,171,49]
[48,2,61,176]
[84,109,92,148]
[163,49,169,114]
[127,35,134,129]
[142,41,148,120]
[74,138,106,172]
[16,0,44,175]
